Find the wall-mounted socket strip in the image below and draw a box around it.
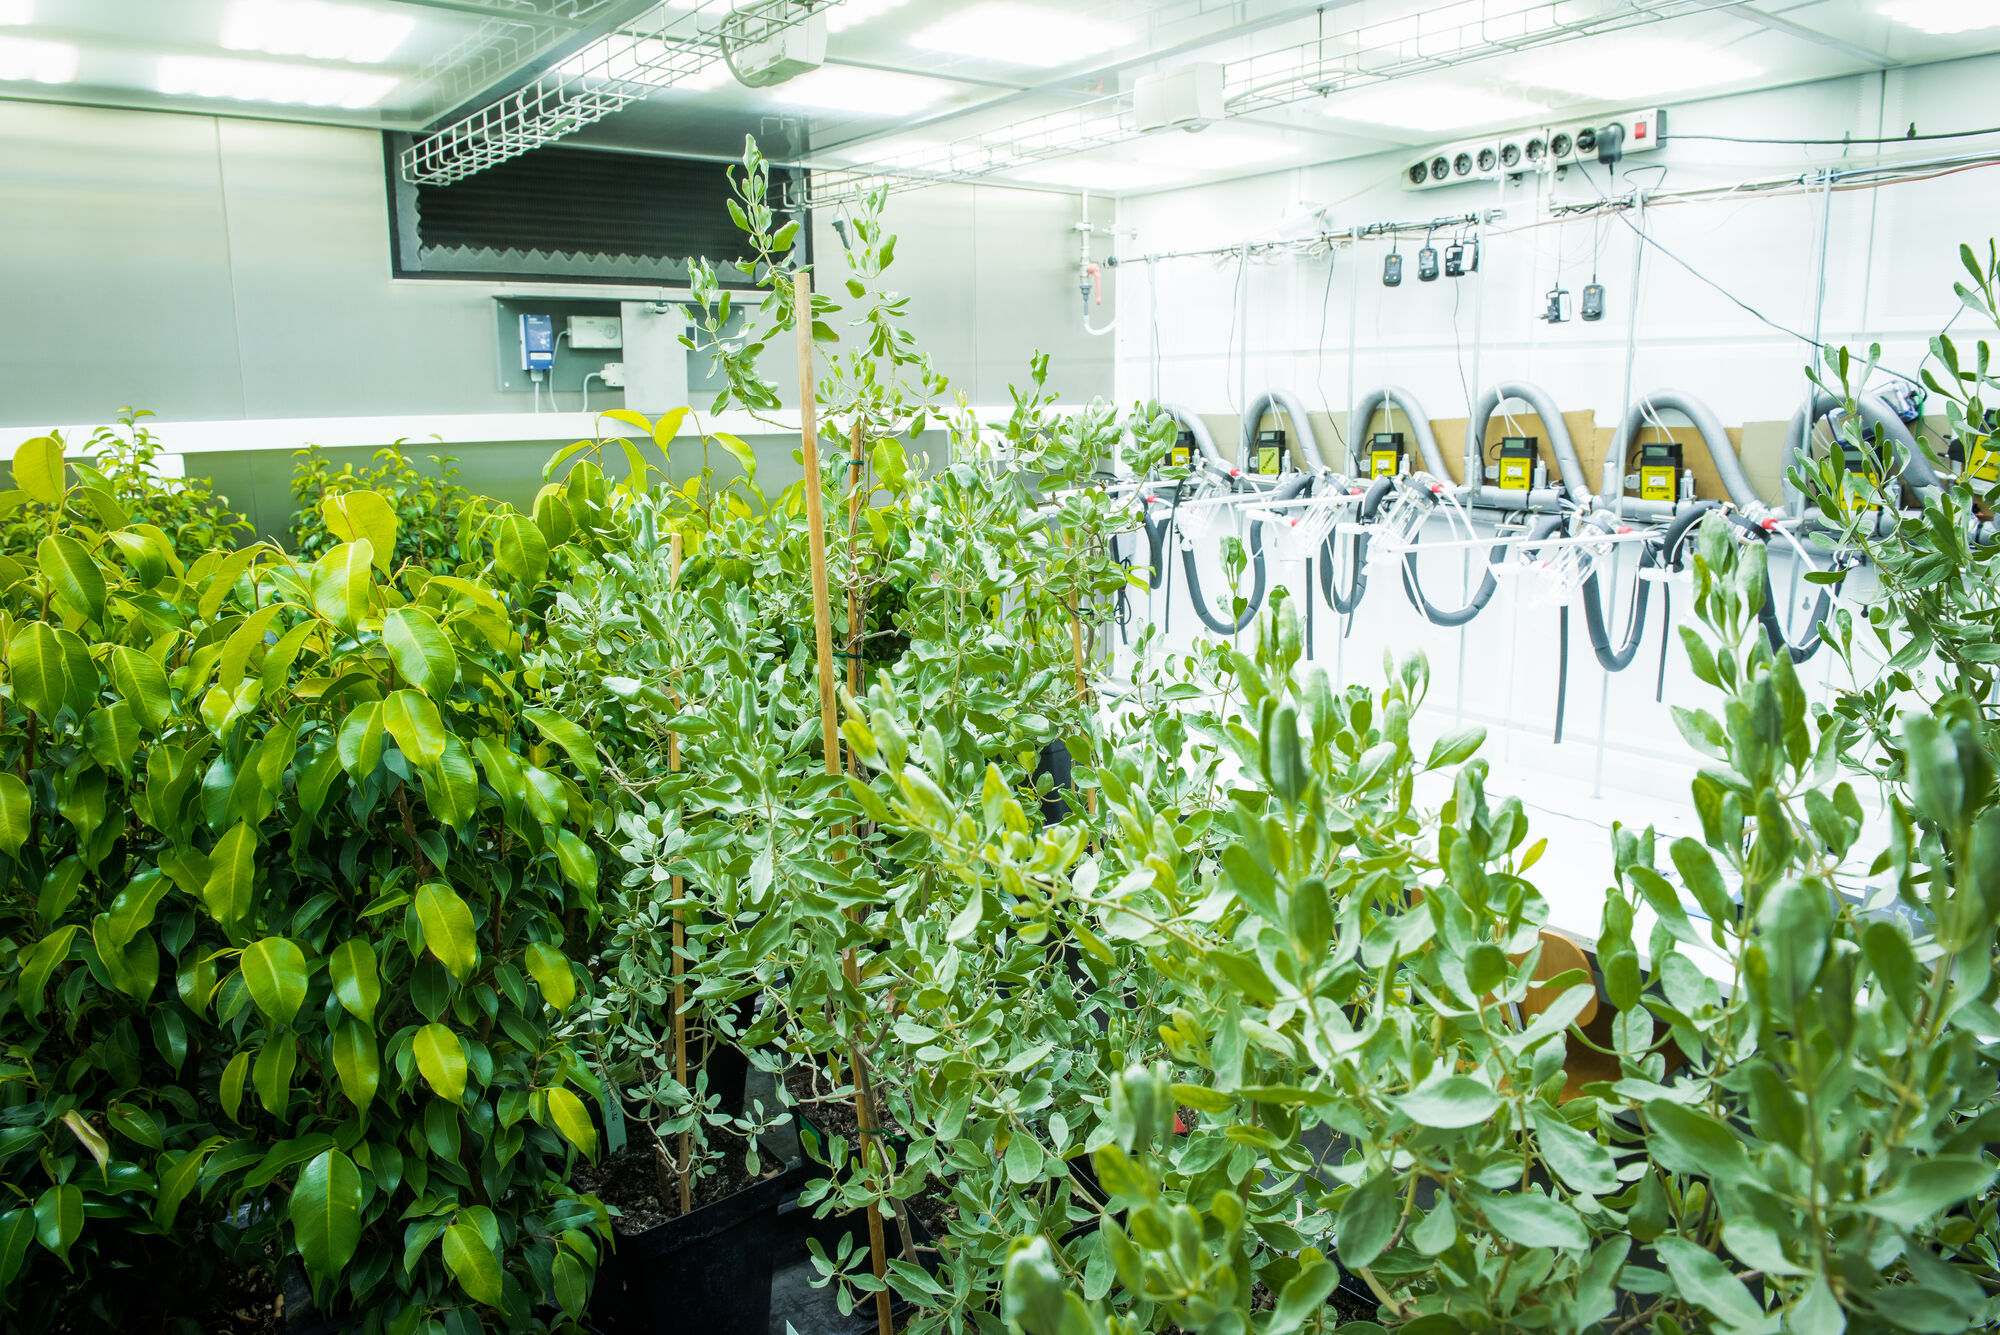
[597,362,626,388]
[567,315,623,349]
[1402,109,1663,191]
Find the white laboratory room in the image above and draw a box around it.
[3,2,1999,1333]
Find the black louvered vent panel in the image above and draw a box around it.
[414,147,755,264]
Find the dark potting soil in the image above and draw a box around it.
[570,1120,765,1237]
[197,1263,287,1335]
[781,1062,959,1256]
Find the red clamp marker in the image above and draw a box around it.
[1761,517,1781,531]
[1229,468,1244,478]
[1349,488,1365,496]
[1616,526,1633,535]
[1430,484,1446,494]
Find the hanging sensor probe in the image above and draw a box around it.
[1369,432,1406,480]
[1417,227,1439,282]
[1383,248,1403,286]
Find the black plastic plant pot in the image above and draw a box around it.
[588,1171,787,1335]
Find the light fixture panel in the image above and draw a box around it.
[156,54,400,108]
[909,3,1132,69]
[221,0,415,64]
[0,34,77,83]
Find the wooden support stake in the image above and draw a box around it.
[795,272,893,1335]
[845,420,866,763]
[669,533,692,1217]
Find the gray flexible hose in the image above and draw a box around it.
[1160,402,1232,472]
[1240,388,1334,472]
[1401,513,1566,628]
[1600,389,1762,516]
[1781,389,1939,517]
[1464,381,1591,506]
[1348,385,1450,479]
[1177,473,1312,635]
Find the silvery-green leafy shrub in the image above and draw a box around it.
[994,512,2000,1334]
[0,435,612,1333]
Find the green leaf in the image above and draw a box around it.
[203,822,258,927]
[108,645,171,730]
[322,489,399,573]
[239,936,309,1028]
[1335,1173,1398,1269]
[153,1138,226,1231]
[38,534,104,624]
[0,1208,38,1290]
[1267,1257,1338,1335]
[493,512,549,585]
[522,707,601,780]
[413,1023,468,1101]
[555,828,597,894]
[1394,1074,1500,1129]
[14,436,65,506]
[1857,1156,1996,1230]
[220,1051,250,1123]
[712,431,757,480]
[1463,1186,1589,1251]
[32,1184,81,1262]
[290,1149,364,1291]
[1644,1100,1747,1180]
[524,941,576,1011]
[1653,1235,1769,1330]
[310,540,373,632]
[8,622,69,722]
[442,1219,505,1308]
[544,1086,599,1159]
[1528,1107,1618,1195]
[254,1035,298,1117]
[328,939,379,1024]
[552,1249,589,1318]
[18,925,77,1016]
[416,881,478,981]
[0,773,28,855]
[383,606,456,698]
[382,688,446,767]
[330,1018,380,1113]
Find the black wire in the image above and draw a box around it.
[1315,251,1345,453]
[1554,604,1569,745]
[1670,125,2000,147]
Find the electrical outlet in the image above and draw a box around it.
[598,362,626,388]
[567,315,624,349]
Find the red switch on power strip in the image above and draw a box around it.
[1634,118,1649,141]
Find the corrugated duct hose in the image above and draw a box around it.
[1178,472,1312,635]
[1727,513,1841,663]
[1574,503,1714,672]
[1319,474,1394,616]
[1402,512,1566,628]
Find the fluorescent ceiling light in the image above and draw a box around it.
[221,0,414,64]
[1129,129,1293,170]
[1012,159,1178,191]
[0,1,30,26]
[0,34,76,83]
[909,3,1131,68]
[828,0,912,34]
[769,65,954,115]
[1322,84,1549,133]
[1512,36,1758,99]
[1877,0,2000,33]
[156,54,399,107]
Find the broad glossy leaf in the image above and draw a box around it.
[441,1218,504,1307]
[203,822,258,927]
[493,513,548,585]
[336,701,385,777]
[524,941,576,1011]
[383,606,456,697]
[383,689,446,767]
[290,1149,364,1289]
[522,707,600,780]
[8,623,68,721]
[413,1023,468,1101]
[38,534,104,624]
[108,645,171,730]
[554,828,597,894]
[1335,1173,1397,1269]
[0,773,30,854]
[239,936,309,1027]
[310,540,374,631]
[0,1209,37,1290]
[13,436,65,506]
[254,1035,298,1117]
[330,1018,380,1113]
[321,490,399,574]
[32,1185,81,1261]
[328,939,379,1023]
[416,881,478,981]
[544,1086,598,1159]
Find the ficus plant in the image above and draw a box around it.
[0,409,252,557]
[0,432,613,1334]
[291,443,484,576]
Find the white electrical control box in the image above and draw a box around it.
[598,362,627,388]
[619,301,690,414]
[1135,62,1223,133]
[568,315,623,349]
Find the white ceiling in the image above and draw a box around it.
[6,0,2000,195]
